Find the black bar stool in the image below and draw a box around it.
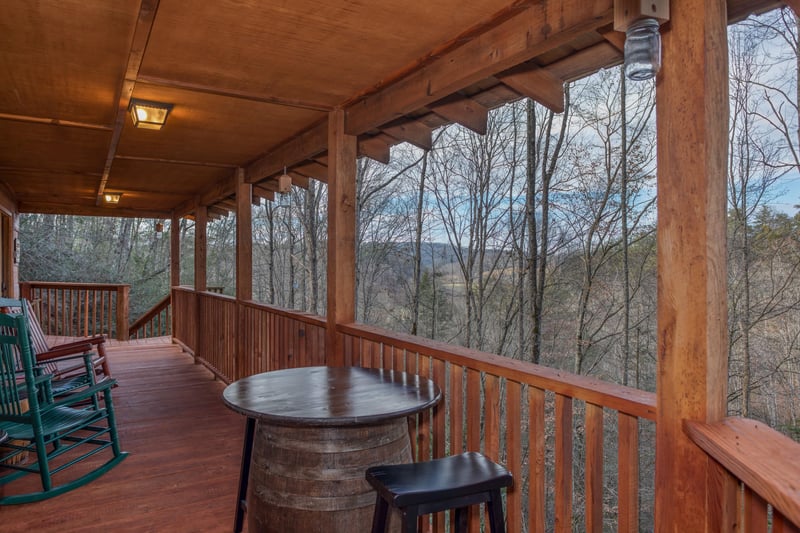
[365,452,513,533]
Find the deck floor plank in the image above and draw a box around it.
[1,338,245,532]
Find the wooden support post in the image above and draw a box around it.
[654,0,735,531]
[235,168,252,380]
[170,214,181,288]
[116,285,130,341]
[194,204,208,292]
[326,108,357,366]
[236,168,253,301]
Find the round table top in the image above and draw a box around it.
[222,366,441,427]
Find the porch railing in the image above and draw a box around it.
[128,294,172,339]
[172,287,800,532]
[172,287,656,532]
[20,281,130,340]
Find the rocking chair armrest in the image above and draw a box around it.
[51,336,106,351]
[36,343,95,361]
[48,378,117,408]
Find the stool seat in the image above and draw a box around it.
[366,452,513,533]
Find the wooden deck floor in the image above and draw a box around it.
[1,338,245,532]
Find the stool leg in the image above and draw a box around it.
[486,489,506,533]
[402,507,420,533]
[371,495,390,533]
[454,507,469,533]
[233,417,255,533]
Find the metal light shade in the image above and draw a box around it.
[129,99,173,130]
[103,193,121,204]
[278,173,292,194]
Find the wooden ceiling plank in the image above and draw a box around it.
[358,136,392,164]
[216,198,237,211]
[431,97,489,135]
[345,0,613,135]
[547,41,623,81]
[245,120,328,184]
[382,121,433,150]
[0,113,112,131]
[95,0,160,205]
[498,68,565,113]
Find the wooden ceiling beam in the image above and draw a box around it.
[547,41,623,82]
[358,135,392,164]
[114,154,237,169]
[345,0,613,135]
[382,120,433,151]
[293,161,328,182]
[430,97,489,135]
[253,185,275,202]
[18,202,170,219]
[136,74,334,112]
[216,198,237,211]
[95,0,160,206]
[497,67,565,113]
[0,113,112,131]
[245,119,328,184]
[289,172,310,189]
[208,205,229,218]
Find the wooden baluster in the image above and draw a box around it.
[585,403,603,533]
[528,386,546,533]
[555,394,573,533]
[617,413,639,533]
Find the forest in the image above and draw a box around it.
[19,8,800,444]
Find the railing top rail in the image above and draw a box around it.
[239,299,327,328]
[129,294,171,335]
[338,322,657,420]
[686,417,800,527]
[21,281,130,289]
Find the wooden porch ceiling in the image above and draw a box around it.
[0,0,784,219]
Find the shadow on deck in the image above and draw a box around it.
[2,337,245,533]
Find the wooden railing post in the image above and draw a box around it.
[116,285,130,340]
[19,282,31,300]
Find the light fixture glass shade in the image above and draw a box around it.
[624,18,661,81]
[129,99,173,130]
[103,193,121,204]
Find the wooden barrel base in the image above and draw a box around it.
[248,419,410,533]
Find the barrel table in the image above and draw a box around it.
[222,366,441,533]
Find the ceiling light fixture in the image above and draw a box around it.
[624,18,662,81]
[278,167,292,194]
[129,98,173,130]
[103,193,122,204]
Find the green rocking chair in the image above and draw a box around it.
[0,312,128,504]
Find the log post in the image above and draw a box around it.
[654,0,736,530]
[326,109,357,366]
[116,285,130,341]
[194,204,208,293]
[236,168,253,379]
